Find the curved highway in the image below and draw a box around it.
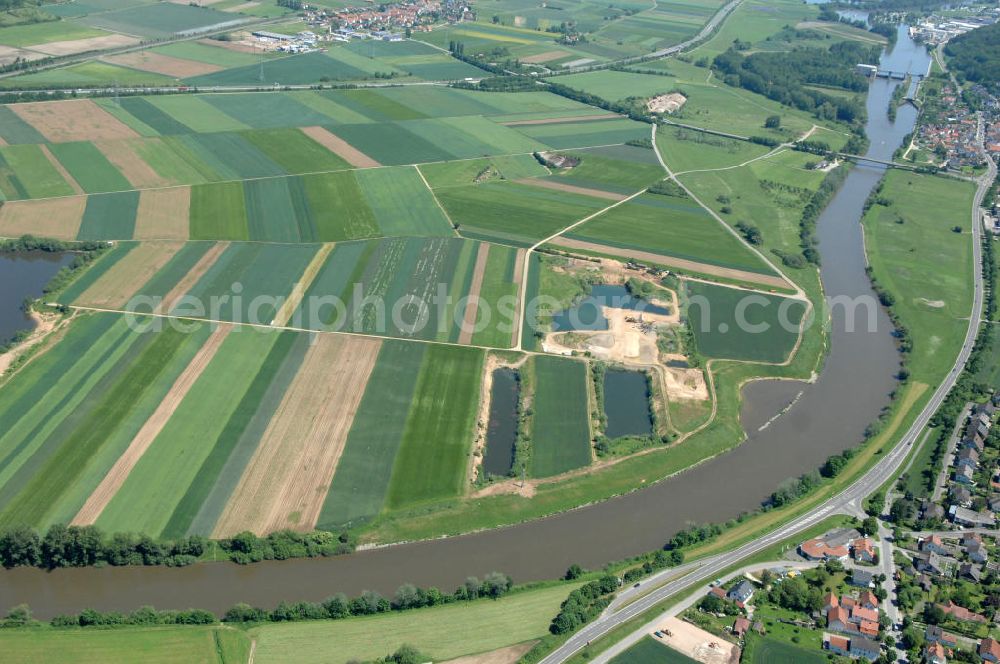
[542,152,995,663]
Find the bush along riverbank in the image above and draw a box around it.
[0,524,355,569]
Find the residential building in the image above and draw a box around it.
[981,637,1000,663]
[853,538,877,563]
[921,535,949,555]
[939,600,988,623]
[959,562,982,583]
[949,505,996,527]
[926,625,958,647]
[851,568,875,588]
[733,616,750,639]
[826,634,851,657]
[727,580,754,604]
[925,642,948,664]
[850,636,882,660]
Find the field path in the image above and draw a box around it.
[71,325,233,526]
[158,241,229,314]
[458,243,490,345]
[516,178,627,202]
[502,113,621,126]
[38,145,84,195]
[301,126,381,168]
[550,237,790,289]
[211,335,382,536]
[272,243,333,327]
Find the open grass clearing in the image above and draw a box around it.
[531,355,591,477]
[0,625,249,664]
[249,582,575,664]
[386,344,483,508]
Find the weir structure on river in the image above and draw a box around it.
[0,27,936,618]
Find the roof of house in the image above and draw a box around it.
[852,606,879,624]
[823,592,839,608]
[858,619,879,637]
[852,568,874,583]
[827,635,851,652]
[733,616,750,635]
[828,635,850,651]
[859,590,878,608]
[982,638,1000,659]
[850,636,882,654]
[855,538,876,556]
[800,538,849,559]
[828,606,849,625]
[926,641,947,659]
[940,600,988,623]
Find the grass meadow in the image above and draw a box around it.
[862,170,976,385]
[530,355,591,477]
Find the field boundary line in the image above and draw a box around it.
[414,163,461,237]
[38,144,84,195]
[272,243,334,327]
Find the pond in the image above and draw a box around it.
[482,368,519,477]
[551,284,670,332]
[603,369,654,439]
[0,251,72,344]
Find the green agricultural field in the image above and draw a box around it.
[49,142,131,194]
[354,167,454,237]
[610,637,699,664]
[440,181,608,247]
[80,3,242,39]
[656,126,773,173]
[96,328,279,536]
[300,171,380,241]
[471,244,521,348]
[565,192,775,275]
[1,62,174,90]
[515,117,650,149]
[153,41,261,68]
[742,635,828,664]
[0,106,46,144]
[0,145,74,199]
[178,132,286,180]
[685,281,804,363]
[325,122,452,164]
[0,625,250,664]
[144,95,249,134]
[553,70,681,103]
[531,355,591,477]
[187,51,373,87]
[545,144,666,193]
[862,170,975,385]
[318,341,425,529]
[202,92,346,130]
[189,182,249,240]
[179,242,318,323]
[77,191,140,241]
[419,154,548,188]
[386,345,483,508]
[164,330,309,539]
[57,243,138,304]
[250,583,575,663]
[242,128,351,174]
[0,20,104,47]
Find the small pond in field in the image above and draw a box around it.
[482,367,519,477]
[551,284,671,332]
[603,369,654,439]
[0,251,72,344]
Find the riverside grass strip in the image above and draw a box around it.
[212,334,382,536]
[385,344,484,509]
[530,355,592,477]
[317,340,425,529]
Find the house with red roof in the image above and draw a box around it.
[925,641,948,664]
[853,538,877,563]
[981,637,1000,663]
[939,601,987,624]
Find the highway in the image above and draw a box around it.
[540,151,996,664]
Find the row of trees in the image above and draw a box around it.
[0,524,354,569]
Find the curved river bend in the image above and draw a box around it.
[0,30,930,618]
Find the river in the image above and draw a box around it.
[0,29,931,618]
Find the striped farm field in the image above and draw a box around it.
[564,192,776,276]
[212,334,382,536]
[70,241,185,309]
[438,181,610,247]
[0,144,75,199]
[0,314,215,529]
[76,191,140,241]
[292,237,502,342]
[530,355,592,477]
[386,344,484,508]
[48,141,132,194]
